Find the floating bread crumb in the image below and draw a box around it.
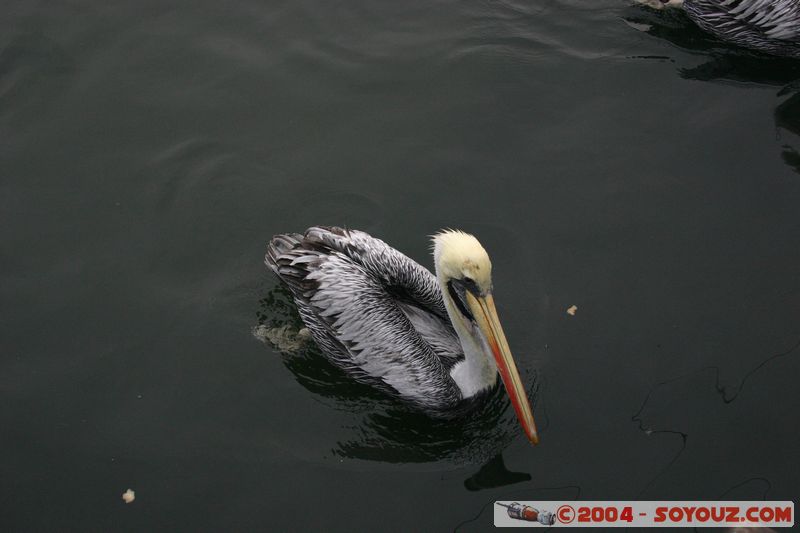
[566,305,578,316]
[122,489,135,504]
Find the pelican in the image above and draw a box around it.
[638,0,800,58]
[265,226,539,445]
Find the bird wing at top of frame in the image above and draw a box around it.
[717,0,800,41]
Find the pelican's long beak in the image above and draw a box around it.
[466,292,539,445]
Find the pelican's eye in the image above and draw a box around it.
[461,276,480,296]
[447,280,474,321]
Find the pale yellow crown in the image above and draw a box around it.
[431,230,493,293]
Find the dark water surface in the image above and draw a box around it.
[2,1,799,531]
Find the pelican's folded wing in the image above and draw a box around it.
[686,0,800,55]
[726,0,800,40]
[265,227,463,411]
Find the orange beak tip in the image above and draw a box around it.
[468,293,540,448]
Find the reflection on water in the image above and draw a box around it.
[256,283,539,464]
[624,5,800,177]
[331,392,517,464]
[632,338,800,498]
[463,453,531,491]
[624,5,800,85]
[776,91,800,175]
[624,5,719,56]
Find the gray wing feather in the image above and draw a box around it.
[265,227,462,411]
[685,0,800,57]
[397,302,462,365]
[723,0,800,39]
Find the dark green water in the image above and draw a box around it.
[2,1,799,531]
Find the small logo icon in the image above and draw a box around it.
[556,504,576,524]
[496,502,556,525]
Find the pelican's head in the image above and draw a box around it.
[432,230,539,445]
[433,230,493,294]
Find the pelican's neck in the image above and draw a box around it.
[448,321,498,398]
[434,271,497,400]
